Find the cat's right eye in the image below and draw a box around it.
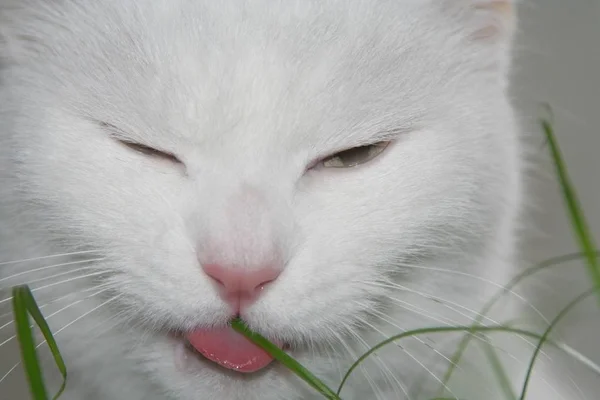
[317,141,390,169]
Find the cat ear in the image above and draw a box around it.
[0,1,44,65]
[0,3,25,65]
[461,0,517,42]
[440,0,517,72]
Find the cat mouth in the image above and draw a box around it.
[175,322,290,374]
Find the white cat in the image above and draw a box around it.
[0,1,583,399]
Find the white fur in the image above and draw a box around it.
[0,1,579,399]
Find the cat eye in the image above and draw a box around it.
[320,141,390,168]
[119,140,182,164]
[99,121,183,166]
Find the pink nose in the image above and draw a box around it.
[202,264,281,309]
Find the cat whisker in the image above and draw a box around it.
[384,296,460,327]
[0,250,100,267]
[374,279,510,327]
[366,281,498,324]
[0,281,116,322]
[0,270,111,305]
[0,365,19,387]
[30,270,111,292]
[0,336,14,349]
[392,261,550,324]
[75,309,127,342]
[14,266,105,287]
[568,375,587,400]
[0,319,13,334]
[0,257,105,284]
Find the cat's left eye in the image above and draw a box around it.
[119,140,182,165]
[319,142,390,168]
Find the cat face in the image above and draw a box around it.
[1,0,521,398]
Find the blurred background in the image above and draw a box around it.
[1,0,599,398]
[506,0,600,397]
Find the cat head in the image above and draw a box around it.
[0,0,521,395]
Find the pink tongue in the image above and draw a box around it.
[186,327,282,373]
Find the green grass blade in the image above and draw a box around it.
[12,285,68,400]
[542,115,600,304]
[12,287,49,400]
[480,335,517,400]
[518,287,598,400]
[440,251,600,391]
[337,326,549,396]
[231,318,341,400]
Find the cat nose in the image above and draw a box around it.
[202,263,281,308]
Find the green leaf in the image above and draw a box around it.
[12,285,68,400]
[230,318,341,400]
[541,110,600,304]
[12,287,48,400]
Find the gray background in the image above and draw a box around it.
[1,0,599,398]
[512,0,600,363]
[508,1,600,397]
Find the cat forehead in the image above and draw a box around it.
[11,1,508,146]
